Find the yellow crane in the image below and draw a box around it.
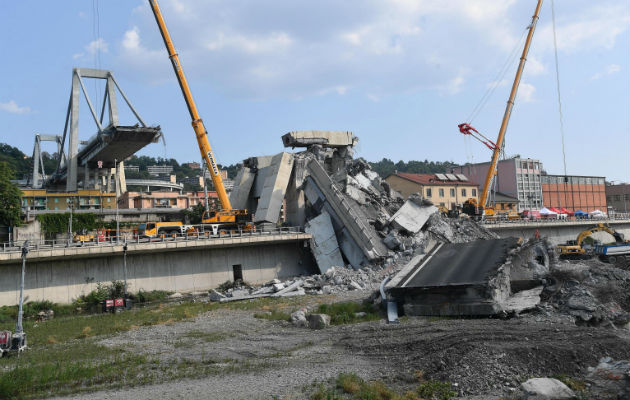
[460,0,543,218]
[149,0,253,232]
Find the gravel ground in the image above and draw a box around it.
[51,284,630,400]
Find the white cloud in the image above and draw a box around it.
[115,0,628,100]
[591,63,621,80]
[441,75,466,95]
[86,38,108,55]
[537,3,630,53]
[516,82,535,103]
[0,100,31,114]
[526,56,546,76]
[206,32,293,54]
[122,27,140,50]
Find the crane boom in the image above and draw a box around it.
[148,0,232,210]
[478,0,543,213]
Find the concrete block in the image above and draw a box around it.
[307,313,331,329]
[305,211,345,274]
[521,378,574,399]
[389,200,437,234]
[254,152,295,224]
[282,131,357,148]
[209,289,226,302]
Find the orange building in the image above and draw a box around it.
[541,175,606,212]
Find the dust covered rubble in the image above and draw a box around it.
[537,258,630,328]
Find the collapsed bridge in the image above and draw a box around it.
[31,68,162,193]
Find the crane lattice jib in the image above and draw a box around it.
[148,0,232,210]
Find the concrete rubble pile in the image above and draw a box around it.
[537,259,630,328]
[224,130,549,310]
[585,357,630,399]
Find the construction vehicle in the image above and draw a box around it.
[438,205,460,218]
[74,230,95,243]
[148,0,254,233]
[556,224,626,260]
[137,221,193,238]
[459,0,543,218]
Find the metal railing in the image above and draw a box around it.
[0,226,305,254]
[481,215,630,226]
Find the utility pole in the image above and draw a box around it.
[115,158,120,244]
[123,240,128,299]
[16,241,29,337]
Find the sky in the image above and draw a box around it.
[0,0,628,182]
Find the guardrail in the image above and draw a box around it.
[481,216,630,226]
[0,226,306,254]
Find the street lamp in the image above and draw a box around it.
[14,240,29,352]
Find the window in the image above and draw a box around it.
[450,188,455,197]
[107,198,111,203]
[54,198,59,203]
[426,188,432,197]
[439,202,445,206]
[439,188,444,197]
[472,188,477,197]
[461,188,467,197]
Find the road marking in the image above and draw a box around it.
[401,242,444,288]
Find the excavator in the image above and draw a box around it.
[556,224,626,260]
[459,0,543,219]
[149,0,254,234]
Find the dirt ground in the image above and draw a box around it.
[51,283,630,400]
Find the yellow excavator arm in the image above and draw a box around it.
[576,224,623,247]
[148,0,231,210]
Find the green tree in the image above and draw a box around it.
[0,162,22,227]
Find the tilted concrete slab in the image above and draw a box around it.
[305,211,345,274]
[230,167,255,210]
[389,200,437,234]
[304,158,386,268]
[388,238,522,316]
[282,131,357,148]
[254,152,295,224]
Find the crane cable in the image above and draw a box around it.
[466,27,529,124]
[551,0,568,177]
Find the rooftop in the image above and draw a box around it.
[390,172,476,186]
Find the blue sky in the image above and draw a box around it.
[1,0,628,181]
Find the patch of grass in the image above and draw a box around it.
[309,372,456,400]
[551,374,587,392]
[254,309,291,321]
[310,383,344,400]
[335,373,420,400]
[317,301,380,325]
[133,289,173,303]
[416,379,456,400]
[0,342,148,400]
[0,301,75,324]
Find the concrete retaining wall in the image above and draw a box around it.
[487,221,630,245]
[0,235,314,306]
